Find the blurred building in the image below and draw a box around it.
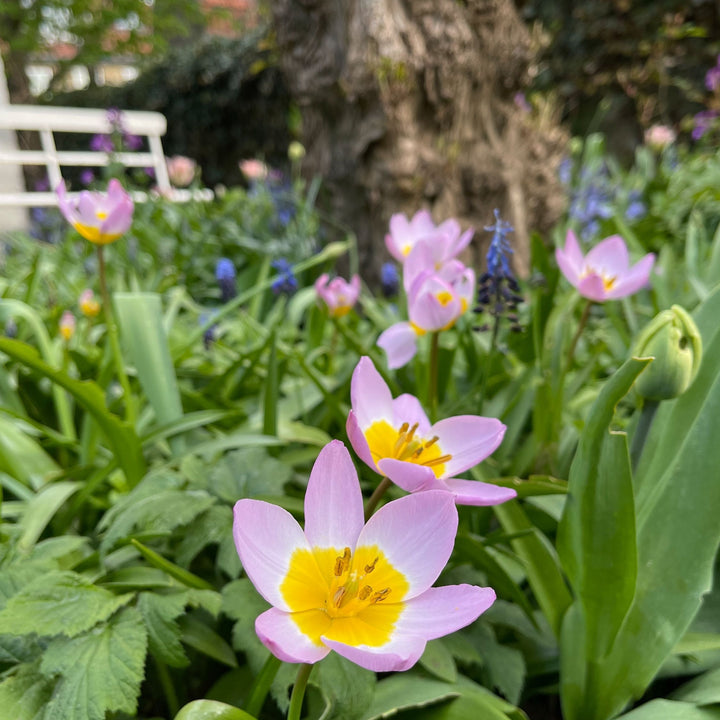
[24,0,257,96]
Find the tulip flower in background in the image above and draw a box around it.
[57,179,135,423]
[57,179,134,245]
[233,440,496,672]
[79,289,101,318]
[347,357,515,507]
[166,155,197,187]
[644,124,676,151]
[314,274,361,318]
[378,262,475,369]
[59,311,76,341]
[239,158,269,182]
[385,210,472,264]
[555,230,655,302]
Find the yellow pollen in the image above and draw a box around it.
[281,545,409,648]
[334,547,351,576]
[363,420,451,477]
[402,245,411,256]
[436,290,453,306]
[96,210,108,220]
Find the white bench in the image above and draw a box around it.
[0,104,212,207]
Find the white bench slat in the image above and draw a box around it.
[0,105,166,135]
[0,104,207,209]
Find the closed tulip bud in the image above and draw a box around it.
[634,305,702,401]
[288,141,306,162]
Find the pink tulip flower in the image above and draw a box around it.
[346,357,515,506]
[239,159,269,181]
[556,230,655,302]
[166,155,197,187]
[79,289,100,318]
[57,179,134,245]
[378,263,475,369]
[385,210,473,264]
[233,440,496,671]
[402,233,475,291]
[59,311,76,341]
[314,274,361,318]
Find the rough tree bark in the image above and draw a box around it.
[270,0,567,281]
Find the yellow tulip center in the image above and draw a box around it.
[436,290,454,306]
[582,266,616,292]
[281,545,409,647]
[363,420,450,478]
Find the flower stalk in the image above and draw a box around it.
[288,663,314,720]
[97,246,135,425]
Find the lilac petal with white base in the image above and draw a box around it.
[403,235,474,291]
[385,210,437,261]
[233,439,496,671]
[385,210,474,265]
[556,230,655,302]
[57,179,134,245]
[346,357,514,507]
[378,265,475,369]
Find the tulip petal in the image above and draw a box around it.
[585,234,630,276]
[607,253,655,299]
[350,357,394,427]
[577,273,609,302]
[233,499,311,611]
[410,278,461,331]
[256,608,331,664]
[346,410,378,472]
[101,197,133,237]
[304,440,365,550]
[322,633,426,672]
[442,478,517,506]
[378,323,419,369]
[378,458,447,494]
[397,584,496,639]
[431,416,506,476]
[391,394,431,433]
[555,229,584,284]
[356,490,457,599]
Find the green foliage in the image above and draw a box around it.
[4,119,720,720]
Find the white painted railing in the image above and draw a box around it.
[0,105,212,207]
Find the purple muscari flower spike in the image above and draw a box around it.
[558,157,572,186]
[705,55,720,92]
[692,110,719,141]
[90,134,115,153]
[625,190,647,222]
[215,258,237,303]
[475,210,523,333]
[106,107,125,133]
[271,258,298,295]
[380,262,400,298]
[80,169,95,186]
[123,133,143,151]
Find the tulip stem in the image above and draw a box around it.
[97,246,135,425]
[566,299,593,371]
[428,331,440,423]
[365,477,392,520]
[287,662,314,720]
[630,399,659,471]
[245,653,282,717]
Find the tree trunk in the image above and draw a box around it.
[270,0,567,282]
